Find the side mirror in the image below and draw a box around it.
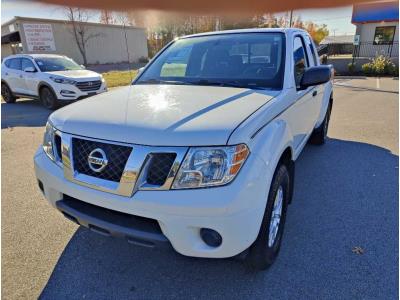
[80,64,86,69]
[300,65,332,89]
[24,66,36,72]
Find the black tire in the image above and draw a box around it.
[1,83,16,103]
[40,86,59,110]
[309,101,332,145]
[246,163,291,270]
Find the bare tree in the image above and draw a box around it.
[100,10,117,25]
[65,7,102,65]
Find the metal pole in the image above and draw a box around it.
[289,10,293,27]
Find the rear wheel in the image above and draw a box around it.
[40,86,59,110]
[1,83,16,103]
[246,163,291,270]
[309,101,332,145]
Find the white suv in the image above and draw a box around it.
[1,54,107,109]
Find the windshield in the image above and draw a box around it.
[34,57,83,72]
[136,33,285,90]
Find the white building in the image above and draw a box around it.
[352,1,399,58]
[1,16,148,65]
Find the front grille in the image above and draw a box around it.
[54,134,62,162]
[72,138,132,182]
[76,80,102,91]
[146,153,177,186]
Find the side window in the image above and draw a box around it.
[8,58,22,71]
[305,36,318,66]
[21,58,36,71]
[293,37,308,88]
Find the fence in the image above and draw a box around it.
[353,42,398,58]
[317,43,354,57]
[318,42,399,58]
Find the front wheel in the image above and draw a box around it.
[40,87,59,110]
[246,163,291,270]
[1,83,16,103]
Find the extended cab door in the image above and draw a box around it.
[290,35,317,149]
[304,35,324,125]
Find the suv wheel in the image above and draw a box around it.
[309,101,332,145]
[246,163,291,270]
[1,83,16,103]
[40,87,59,110]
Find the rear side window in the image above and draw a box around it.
[4,59,11,68]
[293,36,308,88]
[7,58,22,70]
[305,36,318,66]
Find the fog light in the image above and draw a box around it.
[60,90,76,95]
[200,228,222,247]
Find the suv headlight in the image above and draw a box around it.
[172,144,249,189]
[43,122,55,161]
[49,76,76,85]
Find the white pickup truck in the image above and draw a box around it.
[34,28,333,270]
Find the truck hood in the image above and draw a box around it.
[44,69,101,80]
[50,84,279,146]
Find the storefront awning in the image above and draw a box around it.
[1,31,21,44]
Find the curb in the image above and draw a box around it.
[334,83,399,94]
[334,76,367,79]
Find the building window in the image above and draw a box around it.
[373,26,396,45]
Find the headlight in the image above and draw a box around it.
[101,76,105,83]
[49,76,76,85]
[43,122,55,161]
[172,144,249,189]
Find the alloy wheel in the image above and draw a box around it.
[268,185,283,247]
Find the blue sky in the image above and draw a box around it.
[1,0,356,35]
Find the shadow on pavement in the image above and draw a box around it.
[39,138,399,300]
[1,99,51,129]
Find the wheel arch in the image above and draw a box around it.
[276,147,295,204]
[37,81,57,97]
[1,79,12,90]
[249,119,295,205]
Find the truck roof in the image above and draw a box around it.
[180,28,307,39]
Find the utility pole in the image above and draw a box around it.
[289,10,293,27]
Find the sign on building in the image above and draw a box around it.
[23,23,56,51]
[353,35,360,46]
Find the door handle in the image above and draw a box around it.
[19,75,23,78]
[312,90,317,97]
[5,72,8,76]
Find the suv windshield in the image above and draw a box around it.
[136,33,285,90]
[34,57,83,72]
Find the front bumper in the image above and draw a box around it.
[34,147,272,258]
[51,82,107,100]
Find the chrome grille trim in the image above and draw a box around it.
[60,132,188,197]
[75,80,102,91]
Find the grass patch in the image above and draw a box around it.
[102,70,138,88]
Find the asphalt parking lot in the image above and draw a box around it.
[2,77,399,299]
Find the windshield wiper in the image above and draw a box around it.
[190,79,267,90]
[137,78,192,85]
